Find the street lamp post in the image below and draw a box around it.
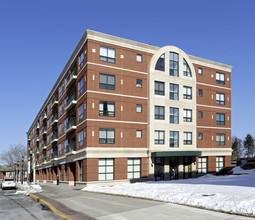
[21,156,24,184]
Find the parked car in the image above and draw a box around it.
[215,167,233,176]
[2,178,16,190]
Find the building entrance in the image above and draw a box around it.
[154,157,164,181]
[183,156,192,179]
[169,157,178,180]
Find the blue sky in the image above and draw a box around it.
[0,0,254,152]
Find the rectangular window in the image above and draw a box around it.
[216,156,224,172]
[183,132,192,145]
[127,158,141,179]
[216,73,225,85]
[170,107,179,124]
[169,83,179,100]
[59,84,63,97]
[59,104,62,116]
[216,93,225,105]
[216,134,225,146]
[154,130,165,144]
[183,86,192,99]
[198,68,203,75]
[59,123,62,135]
[155,81,165,95]
[79,160,83,181]
[58,143,62,155]
[100,46,115,63]
[170,52,179,76]
[136,104,142,113]
[78,104,84,120]
[198,157,207,174]
[98,158,114,181]
[79,51,84,69]
[198,111,203,118]
[198,89,203,97]
[155,106,165,120]
[136,54,142,62]
[183,109,192,122]
[47,135,50,145]
[198,133,203,140]
[65,118,68,131]
[99,101,115,117]
[65,140,68,153]
[136,79,142,88]
[170,131,179,147]
[216,113,225,125]
[78,130,83,147]
[78,77,84,95]
[47,119,50,128]
[99,128,115,144]
[136,130,142,138]
[99,73,115,90]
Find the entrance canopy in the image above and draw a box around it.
[151,151,201,157]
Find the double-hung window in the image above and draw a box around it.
[170,131,179,147]
[79,51,84,68]
[183,59,192,77]
[99,128,115,144]
[216,73,225,85]
[183,132,192,145]
[98,158,114,181]
[155,81,165,95]
[154,130,165,144]
[136,54,142,63]
[169,84,179,100]
[198,68,203,75]
[198,157,207,174]
[136,130,142,138]
[78,130,83,147]
[183,109,192,122]
[100,46,115,63]
[170,52,179,76]
[198,111,203,118]
[170,107,179,124]
[183,86,192,99]
[216,113,225,125]
[99,73,115,90]
[78,104,84,120]
[216,134,225,146]
[155,106,165,120]
[99,101,115,117]
[198,89,203,97]
[127,158,141,179]
[216,93,225,105]
[216,156,224,171]
[78,77,84,95]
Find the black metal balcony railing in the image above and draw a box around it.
[52,95,58,105]
[43,111,47,119]
[51,132,58,141]
[42,126,47,133]
[66,117,76,130]
[51,114,58,123]
[66,67,77,85]
[51,152,57,159]
[65,142,76,153]
[65,92,76,108]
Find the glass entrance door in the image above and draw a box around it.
[154,157,164,181]
[170,157,178,180]
[183,156,192,179]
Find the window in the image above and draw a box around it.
[78,130,83,147]
[65,140,68,153]
[99,101,115,117]
[198,133,203,140]
[65,96,69,109]
[169,84,179,100]
[155,106,165,120]
[79,50,84,68]
[170,131,179,147]
[154,130,165,144]
[183,109,192,122]
[59,104,62,116]
[198,157,207,174]
[170,107,179,124]
[216,73,225,85]
[127,158,141,179]
[59,84,63,97]
[47,119,50,128]
[170,52,179,76]
[98,158,114,181]
[59,123,62,135]
[155,81,165,95]
[65,118,68,131]
[58,143,62,155]
[198,111,203,118]
[100,46,115,63]
[78,77,84,95]
[183,86,192,99]
[216,134,225,146]
[216,156,224,172]
[136,130,142,138]
[48,104,50,113]
[78,104,84,120]
[216,113,225,125]
[155,54,165,71]
[99,128,115,144]
[216,93,225,105]
[136,104,142,113]
[198,68,203,75]
[136,79,142,88]
[183,132,192,145]
[99,73,115,90]
[198,89,203,97]
[79,160,83,181]
[136,54,142,62]
[183,59,192,77]
[47,135,50,145]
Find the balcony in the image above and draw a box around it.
[43,111,47,120]
[65,142,76,156]
[51,132,58,143]
[36,135,39,142]
[51,95,58,109]
[36,123,39,129]
[51,114,58,126]
[65,117,77,134]
[66,67,77,88]
[51,152,58,161]
[42,158,46,164]
[42,142,47,150]
[42,126,47,135]
[65,92,77,111]
[36,148,39,155]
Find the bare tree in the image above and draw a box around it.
[232,136,243,159]
[0,144,27,167]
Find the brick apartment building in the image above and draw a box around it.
[27,30,232,185]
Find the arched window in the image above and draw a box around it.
[155,54,165,71]
[183,59,192,77]
[170,52,179,77]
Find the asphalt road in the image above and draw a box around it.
[0,188,62,220]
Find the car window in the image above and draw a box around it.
[4,179,14,181]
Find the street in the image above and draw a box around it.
[0,188,62,220]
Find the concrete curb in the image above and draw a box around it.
[29,193,73,220]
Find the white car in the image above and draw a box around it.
[2,178,16,190]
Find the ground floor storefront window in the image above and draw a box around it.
[216,156,224,172]
[98,158,114,181]
[198,157,207,174]
[127,158,141,179]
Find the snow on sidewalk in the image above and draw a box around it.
[15,182,42,195]
[83,167,255,216]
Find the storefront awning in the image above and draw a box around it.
[151,151,201,157]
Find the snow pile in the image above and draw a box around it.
[15,182,42,195]
[83,167,255,216]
